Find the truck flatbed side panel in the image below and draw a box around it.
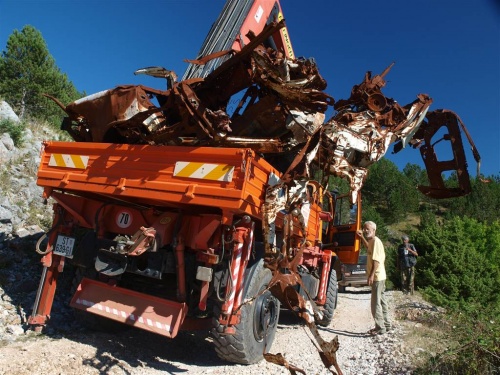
[37,142,280,217]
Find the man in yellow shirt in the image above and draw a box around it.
[357,221,391,335]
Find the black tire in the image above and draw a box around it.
[316,267,338,327]
[71,266,125,332]
[211,259,280,364]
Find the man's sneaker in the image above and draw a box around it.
[368,328,386,336]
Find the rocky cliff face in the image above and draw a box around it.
[0,101,55,243]
[0,101,70,342]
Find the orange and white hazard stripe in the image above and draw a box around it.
[75,297,172,333]
[222,241,243,315]
[173,161,234,182]
[48,154,89,169]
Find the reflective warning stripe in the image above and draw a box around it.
[173,162,234,182]
[48,154,89,169]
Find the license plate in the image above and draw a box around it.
[351,270,366,275]
[53,235,75,258]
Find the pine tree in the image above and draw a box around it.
[362,158,420,223]
[0,25,81,125]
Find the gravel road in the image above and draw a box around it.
[0,287,414,375]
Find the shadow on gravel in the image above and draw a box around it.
[3,239,377,373]
[276,306,370,339]
[53,326,228,374]
[1,244,229,373]
[277,309,302,326]
[42,302,309,373]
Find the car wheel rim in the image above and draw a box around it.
[253,291,278,342]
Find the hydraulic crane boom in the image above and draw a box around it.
[183,0,294,80]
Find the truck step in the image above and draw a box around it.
[70,278,187,338]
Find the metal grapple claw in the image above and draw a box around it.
[414,109,481,199]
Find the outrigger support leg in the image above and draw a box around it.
[28,254,65,330]
[28,207,66,331]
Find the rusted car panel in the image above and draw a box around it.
[51,21,331,156]
[320,65,434,203]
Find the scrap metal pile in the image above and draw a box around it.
[47,19,480,205]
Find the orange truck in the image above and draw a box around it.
[27,0,373,364]
[28,140,360,364]
[29,0,481,366]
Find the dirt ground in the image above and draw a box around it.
[0,287,440,375]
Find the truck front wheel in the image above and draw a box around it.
[316,267,338,327]
[211,259,280,364]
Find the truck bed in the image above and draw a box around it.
[37,141,280,219]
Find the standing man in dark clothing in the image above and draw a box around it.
[398,235,418,295]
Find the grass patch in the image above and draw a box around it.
[393,291,451,370]
[0,168,12,193]
[394,291,500,374]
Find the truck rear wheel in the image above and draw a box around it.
[316,267,338,327]
[211,259,280,364]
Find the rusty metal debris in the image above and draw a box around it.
[306,322,343,375]
[262,324,343,375]
[320,65,434,203]
[263,352,307,375]
[45,22,480,205]
[411,109,481,198]
[264,250,343,374]
[237,245,342,374]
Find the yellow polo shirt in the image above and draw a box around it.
[367,236,386,281]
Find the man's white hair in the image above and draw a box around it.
[364,221,377,230]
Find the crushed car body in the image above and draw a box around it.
[45,20,480,205]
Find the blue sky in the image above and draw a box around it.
[1,0,499,177]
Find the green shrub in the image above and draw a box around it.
[0,118,24,147]
[384,244,398,290]
[411,216,500,374]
